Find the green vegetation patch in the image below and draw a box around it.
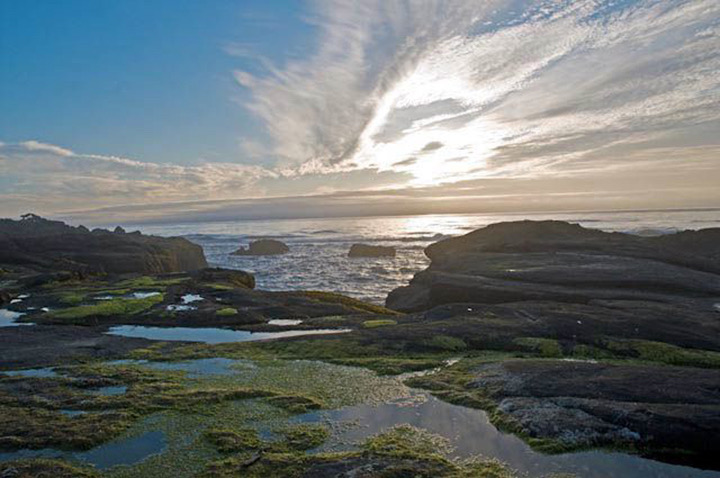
[327,357,447,375]
[276,423,330,451]
[48,294,164,321]
[205,428,263,454]
[267,394,323,414]
[605,339,720,368]
[117,275,189,289]
[203,283,235,291]
[424,335,468,352]
[362,424,451,459]
[216,307,238,317]
[57,292,86,306]
[201,424,516,478]
[362,319,397,328]
[513,337,563,358]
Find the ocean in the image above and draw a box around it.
[132,209,720,305]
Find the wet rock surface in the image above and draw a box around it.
[231,239,290,256]
[0,215,207,275]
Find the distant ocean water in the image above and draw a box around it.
[133,209,720,305]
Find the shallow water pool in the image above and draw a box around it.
[295,391,720,478]
[0,431,166,470]
[0,309,31,327]
[105,325,351,344]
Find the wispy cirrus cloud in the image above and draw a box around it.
[234,0,720,186]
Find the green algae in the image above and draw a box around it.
[116,276,189,289]
[362,319,397,328]
[215,307,238,317]
[362,424,451,458]
[514,337,563,358]
[604,339,720,368]
[276,423,330,451]
[47,294,164,321]
[204,427,263,453]
[200,424,516,478]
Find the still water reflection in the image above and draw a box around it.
[296,391,720,478]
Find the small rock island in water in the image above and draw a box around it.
[1,215,719,478]
[348,243,396,257]
[231,238,290,256]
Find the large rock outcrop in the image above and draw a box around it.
[386,220,720,311]
[0,214,207,274]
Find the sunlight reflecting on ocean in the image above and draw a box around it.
[132,210,719,304]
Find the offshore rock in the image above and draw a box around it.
[232,239,290,256]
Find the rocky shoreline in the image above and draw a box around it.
[1,218,719,476]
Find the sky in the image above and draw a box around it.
[1,0,719,225]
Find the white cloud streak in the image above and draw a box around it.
[0,142,275,216]
[235,0,720,186]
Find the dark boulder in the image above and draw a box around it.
[348,244,396,258]
[232,239,289,256]
[0,214,207,275]
[386,220,720,312]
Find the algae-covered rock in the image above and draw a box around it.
[198,268,255,289]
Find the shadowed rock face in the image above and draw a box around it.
[386,220,720,312]
[471,360,720,467]
[232,239,289,256]
[0,214,207,274]
[348,244,396,258]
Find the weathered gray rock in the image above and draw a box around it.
[387,221,720,311]
[0,214,207,274]
[348,244,396,258]
[470,360,720,464]
[232,239,289,256]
